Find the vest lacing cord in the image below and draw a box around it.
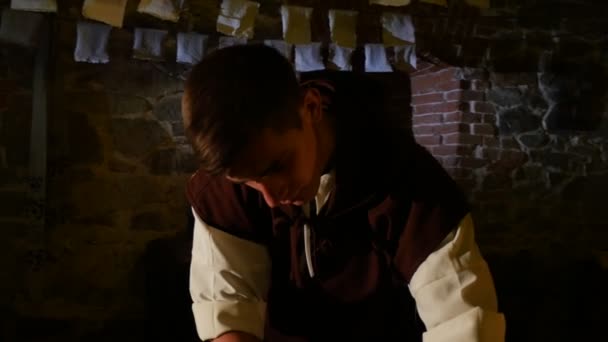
[289,201,319,287]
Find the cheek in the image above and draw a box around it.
[293,142,317,183]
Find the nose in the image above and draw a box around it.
[249,182,286,208]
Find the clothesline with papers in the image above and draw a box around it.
[2,0,489,72]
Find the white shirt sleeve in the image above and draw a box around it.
[189,208,271,341]
[409,213,506,342]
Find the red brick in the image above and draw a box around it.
[443,133,483,145]
[411,73,442,94]
[414,101,465,115]
[438,123,470,134]
[439,68,459,82]
[482,114,497,124]
[444,111,482,123]
[472,101,495,114]
[413,114,443,125]
[432,144,473,156]
[416,135,441,146]
[412,93,444,105]
[436,79,470,92]
[462,90,485,102]
[471,123,496,136]
[412,124,441,135]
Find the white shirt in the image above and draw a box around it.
[189,173,506,341]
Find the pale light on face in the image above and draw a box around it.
[226,90,324,208]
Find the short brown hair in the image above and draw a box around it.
[183,44,301,176]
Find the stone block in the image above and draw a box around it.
[0,190,29,219]
[153,94,183,122]
[498,106,541,135]
[111,118,173,159]
[517,132,549,149]
[65,112,104,165]
[487,87,522,107]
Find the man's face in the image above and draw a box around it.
[226,90,323,208]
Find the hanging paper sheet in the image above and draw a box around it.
[133,28,168,61]
[369,0,411,6]
[280,5,313,45]
[0,9,44,47]
[365,44,393,72]
[74,21,111,64]
[294,42,324,72]
[82,0,128,28]
[328,9,357,49]
[328,44,354,71]
[137,0,184,22]
[420,0,447,6]
[382,12,415,45]
[465,0,490,9]
[10,0,57,12]
[177,32,207,64]
[218,36,248,49]
[217,0,260,39]
[393,44,416,70]
[264,39,293,61]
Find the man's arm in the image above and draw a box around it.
[189,208,270,341]
[408,214,506,342]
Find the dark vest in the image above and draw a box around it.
[186,71,469,341]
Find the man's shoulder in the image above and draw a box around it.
[186,169,271,243]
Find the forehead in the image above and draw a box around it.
[227,127,294,179]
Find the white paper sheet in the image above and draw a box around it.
[328,44,353,71]
[10,0,57,12]
[280,5,313,45]
[365,44,393,73]
[137,0,184,22]
[133,28,168,61]
[370,0,411,6]
[382,12,415,45]
[393,44,416,70]
[328,9,357,49]
[177,32,207,64]
[74,21,111,64]
[465,0,490,8]
[420,0,448,6]
[0,9,44,47]
[294,42,324,72]
[82,0,127,28]
[263,39,293,61]
[218,36,247,49]
[217,0,260,39]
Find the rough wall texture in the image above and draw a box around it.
[1,0,607,341]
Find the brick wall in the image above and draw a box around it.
[1,0,608,341]
[410,60,607,340]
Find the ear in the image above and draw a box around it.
[302,87,322,123]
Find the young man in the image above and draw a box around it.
[183,44,505,342]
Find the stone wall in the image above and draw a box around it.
[1,13,199,341]
[1,0,607,341]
